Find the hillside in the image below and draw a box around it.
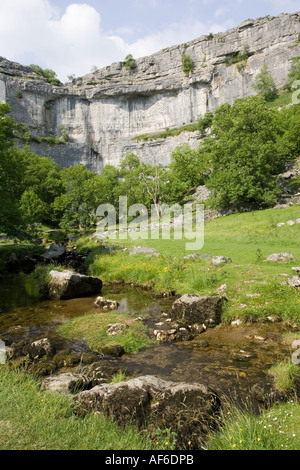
[0,11,299,172]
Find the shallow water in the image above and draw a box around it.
[0,273,292,404]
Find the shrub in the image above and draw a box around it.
[30,64,61,86]
[182,54,195,76]
[123,54,137,71]
[253,64,277,101]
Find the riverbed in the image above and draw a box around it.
[0,273,293,406]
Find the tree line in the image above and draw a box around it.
[0,92,300,236]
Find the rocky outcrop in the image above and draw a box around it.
[0,12,299,171]
[47,269,102,300]
[74,375,220,449]
[171,294,225,328]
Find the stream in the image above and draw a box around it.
[0,272,293,406]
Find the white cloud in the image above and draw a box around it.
[0,1,131,81]
[0,0,234,82]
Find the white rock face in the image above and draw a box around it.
[1,12,300,172]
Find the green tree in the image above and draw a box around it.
[138,160,169,218]
[277,103,300,160]
[52,165,100,231]
[18,150,64,223]
[118,153,148,208]
[206,96,286,210]
[95,165,120,207]
[0,103,23,233]
[19,189,46,225]
[168,143,210,203]
[118,153,169,218]
[253,64,277,101]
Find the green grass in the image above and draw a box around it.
[58,311,152,355]
[266,90,294,108]
[134,122,200,141]
[0,367,156,450]
[77,205,300,323]
[206,399,300,450]
[268,360,300,392]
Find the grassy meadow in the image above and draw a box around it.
[76,205,300,325]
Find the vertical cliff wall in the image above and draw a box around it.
[0,11,300,173]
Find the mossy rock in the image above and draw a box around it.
[80,352,101,364]
[99,345,125,357]
[28,359,57,377]
[53,349,81,367]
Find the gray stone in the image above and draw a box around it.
[41,244,66,261]
[42,372,81,394]
[265,253,296,263]
[94,296,119,310]
[211,256,232,266]
[171,293,225,327]
[99,345,125,357]
[48,270,102,300]
[288,276,300,287]
[153,328,177,342]
[184,253,212,260]
[29,338,55,359]
[106,323,128,336]
[129,246,157,255]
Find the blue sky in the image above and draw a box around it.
[1,0,299,82]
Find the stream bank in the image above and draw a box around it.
[0,272,296,403]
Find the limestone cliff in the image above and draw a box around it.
[0,11,300,172]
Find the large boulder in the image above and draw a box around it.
[74,375,220,449]
[170,294,225,328]
[48,270,102,300]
